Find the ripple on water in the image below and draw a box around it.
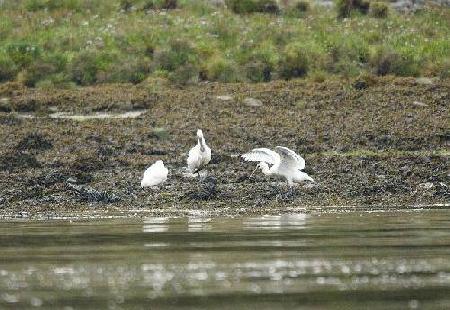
[0,211,450,308]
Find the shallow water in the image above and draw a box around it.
[1,210,450,309]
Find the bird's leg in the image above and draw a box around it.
[283,179,295,199]
[197,169,208,181]
[287,186,294,198]
[249,166,259,179]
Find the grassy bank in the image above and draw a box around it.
[0,0,449,88]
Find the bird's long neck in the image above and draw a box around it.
[197,136,206,152]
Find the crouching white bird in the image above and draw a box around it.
[141,160,168,188]
[187,129,211,174]
[242,146,314,186]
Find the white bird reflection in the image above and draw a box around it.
[143,217,170,233]
[188,217,212,232]
[243,214,308,231]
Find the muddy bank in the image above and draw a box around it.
[0,77,448,218]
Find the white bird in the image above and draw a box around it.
[187,129,211,175]
[241,146,314,186]
[141,160,168,188]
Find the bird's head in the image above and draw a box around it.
[196,129,203,139]
[258,162,270,174]
[304,173,315,183]
[250,162,270,178]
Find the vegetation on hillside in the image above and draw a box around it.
[0,0,448,88]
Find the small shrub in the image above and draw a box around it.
[204,56,241,82]
[103,57,151,84]
[119,0,134,11]
[353,72,377,89]
[125,0,177,11]
[369,46,419,76]
[0,54,18,82]
[240,44,278,82]
[334,59,360,78]
[295,1,310,13]
[168,63,200,85]
[19,62,58,87]
[436,60,450,79]
[19,53,69,86]
[226,0,279,14]
[244,61,272,82]
[278,44,310,79]
[24,0,47,11]
[24,0,82,11]
[309,70,326,83]
[153,39,198,72]
[35,79,56,90]
[181,0,216,14]
[283,1,309,17]
[336,0,370,18]
[369,46,421,76]
[370,2,388,18]
[69,50,116,85]
[369,46,400,75]
[159,0,177,9]
[6,42,41,68]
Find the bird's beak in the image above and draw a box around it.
[249,166,259,178]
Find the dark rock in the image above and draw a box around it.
[353,80,368,90]
[0,151,40,171]
[71,155,105,172]
[185,176,218,201]
[0,114,22,126]
[67,183,120,203]
[16,133,53,152]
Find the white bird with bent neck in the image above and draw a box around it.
[187,129,211,174]
[141,160,168,188]
[242,146,314,186]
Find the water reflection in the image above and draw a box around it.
[188,217,212,232]
[243,214,308,230]
[143,217,170,233]
[1,211,450,308]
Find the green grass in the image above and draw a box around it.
[0,0,449,87]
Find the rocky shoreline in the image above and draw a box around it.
[0,77,448,218]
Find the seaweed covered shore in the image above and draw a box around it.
[0,77,448,218]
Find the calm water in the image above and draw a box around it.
[1,210,450,309]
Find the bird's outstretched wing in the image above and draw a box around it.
[275,146,305,170]
[241,148,280,165]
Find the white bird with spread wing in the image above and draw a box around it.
[187,129,211,175]
[242,146,314,186]
[141,160,168,188]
